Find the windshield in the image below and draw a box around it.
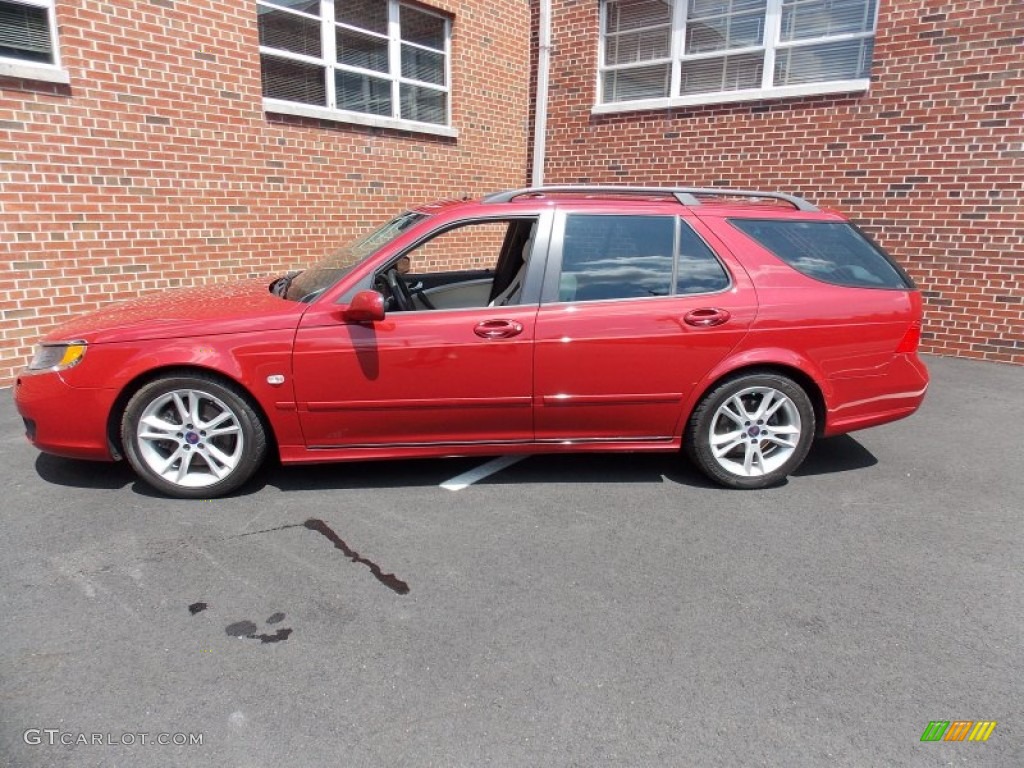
[284,211,427,302]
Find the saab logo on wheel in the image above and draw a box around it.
[920,720,997,742]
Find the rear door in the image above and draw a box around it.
[533,210,757,442]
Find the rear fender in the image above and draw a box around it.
[680,347,834,434]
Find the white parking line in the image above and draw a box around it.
[440,455,529,491]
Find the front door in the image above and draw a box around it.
[292,216,545,448]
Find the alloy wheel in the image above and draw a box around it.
[707,386,802,478]
[135,389,244,488]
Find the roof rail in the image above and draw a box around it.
[480,185,818,212]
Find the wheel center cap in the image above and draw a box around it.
[747,426,761,437]
[184,431,200,445]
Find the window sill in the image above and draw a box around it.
[0,60,70,85]
[592,79,870,115]
[264,99,458,139]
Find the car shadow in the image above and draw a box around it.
[474,453,720,489]
[32,434,877,496]
[236,435,877,492]
[34,453,138,490]
[263,456,490,492]
[260,452,722,492]
[793,434,878,476]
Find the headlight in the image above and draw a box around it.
[28,341,88,372]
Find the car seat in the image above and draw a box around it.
[489,225,536,307]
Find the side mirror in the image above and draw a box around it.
[343,290,385,322]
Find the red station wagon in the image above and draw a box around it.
[14,186,929,498]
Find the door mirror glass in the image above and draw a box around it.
[344,290,386,322]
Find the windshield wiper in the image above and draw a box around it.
[270,270,302,298]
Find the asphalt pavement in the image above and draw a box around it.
[0,354,1020,767]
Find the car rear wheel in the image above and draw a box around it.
[686,372,815,489]
[121,374,267,498]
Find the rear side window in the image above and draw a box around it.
[558,214,729,302]
[677,222,731,295]
[730,219,912,290]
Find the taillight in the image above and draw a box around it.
[896,321,922,354]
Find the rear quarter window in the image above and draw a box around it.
[729,219,913,290]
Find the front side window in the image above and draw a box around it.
[557,215,729,302]
[598,0,876,110]
[258,0,451,129]
[374,219,537,311]
[0,0,59,67]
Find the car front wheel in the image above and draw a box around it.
[686,372,815,489]
[121,374,267,498]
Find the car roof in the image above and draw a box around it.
[410,198,474,215]
[413,187,845,221]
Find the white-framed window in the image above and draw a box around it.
[596,0,877,113]
[258,0,455,137]
[0,0,68,83]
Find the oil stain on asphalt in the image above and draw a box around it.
[190,602,295,644]
[189,517,407,647]
[237,518,410,595]
[225,615,293,644]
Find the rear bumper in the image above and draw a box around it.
[13,372,117,461]
[823,354,929,436]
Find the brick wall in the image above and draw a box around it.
[0,0,530,383]
[3,0,1021,381]
[406,220,510,272]
[539,0,1023,364]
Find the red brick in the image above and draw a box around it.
[538,0,1023,367]
[1,0,530,382]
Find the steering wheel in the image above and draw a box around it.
[386,267,416,311]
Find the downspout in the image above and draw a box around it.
[531,0,552,187]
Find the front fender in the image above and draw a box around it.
[61,330,304,455]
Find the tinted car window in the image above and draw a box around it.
[561,214,674,301]
[558,215,730,302]
[677,223,730,295]
[730,219,912,289]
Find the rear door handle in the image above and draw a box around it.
[474,319,524,339]
[684,308,731,327]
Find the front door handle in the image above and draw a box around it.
[684,308,731,327]
[474,319,524,339]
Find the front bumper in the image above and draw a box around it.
[13,372,117,461]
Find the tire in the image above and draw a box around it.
[685,372,815,489]
[121,373,268,499]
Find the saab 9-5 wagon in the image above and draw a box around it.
[14,186,928,498]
